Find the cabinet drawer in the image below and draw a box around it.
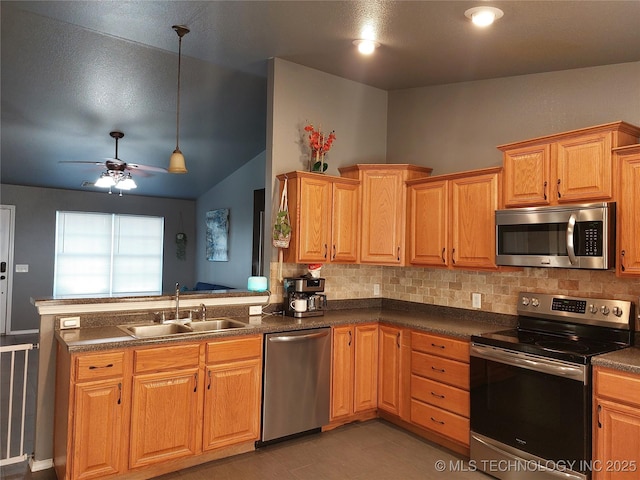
[75,351,125,382]
[411,374,469,417]
[411,331,469,363]
[411,399,469,446]
[412,351,469,390]
[134,343,200,374]
[206,335,262,364]
[595,367,640,408]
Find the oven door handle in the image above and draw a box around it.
[471,344,587,384]
[566,213,578,265]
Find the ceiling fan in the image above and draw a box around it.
[60,131,167,191]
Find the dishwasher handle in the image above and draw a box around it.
[268,330,330,343]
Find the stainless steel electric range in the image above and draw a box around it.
[470,292,634,480]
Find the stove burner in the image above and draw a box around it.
[534,340,590,354]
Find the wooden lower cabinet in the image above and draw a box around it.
[330,323,378,425]
[377,324,409,419]
[129,367,200,468]
[409,331,470,450]
[54,347,128,480]
[593,367,640,480]
[55,335,262,480]
[203,336,262,450]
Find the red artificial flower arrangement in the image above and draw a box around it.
[304,124,336,172]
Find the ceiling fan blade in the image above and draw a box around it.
[126,163,168,173]
[59,161,104,166]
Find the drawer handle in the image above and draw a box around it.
[431,366,446,373]
[431,343,445,349]
[430,391,445,399]
[430,417,445,425]
[117,382,122,405]
[396,332,401,349]
[88,363,114,370]
[348,330,352,347]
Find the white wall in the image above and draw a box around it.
[387,61,640,175]
[195,152,266,289]
[267,58,389,262]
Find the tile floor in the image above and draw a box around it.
[2,420,492,480]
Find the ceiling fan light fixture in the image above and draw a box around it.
[95,172,116,188]
[168,149,187,174]
[353,39,379,55]
[169,25,190,174]
[117,174,137,190]
[465,6,504,27]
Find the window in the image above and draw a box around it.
[54,212,164,296]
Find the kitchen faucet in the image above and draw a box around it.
[199,303,206,321]
[175,282,180,320]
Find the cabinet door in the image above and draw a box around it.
[408,180,448,266]
[378,325,402,416]
[360,170,405,264]
[556,132,613,203]
[450,172,499,269]
[503,144,551,207]
[594,399,640,480]
[203,359,261,450]
[618,154,640,276]
[297,176,332,262]
[330,180,359,263]
[72,380,123,480]
[129,368,200,468]
[331,326,353,419]
[353,324,378,413]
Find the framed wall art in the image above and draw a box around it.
[205,208,229,261]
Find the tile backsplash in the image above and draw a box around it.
[269,262,639,325]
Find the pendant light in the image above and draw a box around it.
[168,25,190,174]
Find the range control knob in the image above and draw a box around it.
[612,306,623,317]
[600,305,610,316]
[531,298,540,307]
[521,297,530,306]
[589,304,598,314]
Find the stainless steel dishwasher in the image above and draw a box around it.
[260,327,331,443]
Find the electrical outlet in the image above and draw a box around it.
[472,293,482,309]
[59,316,81,329]
[373,284,381,296]
[249,305,262,315]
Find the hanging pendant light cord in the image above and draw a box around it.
[173,25,189,152]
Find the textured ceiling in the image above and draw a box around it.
[2,1,640,199]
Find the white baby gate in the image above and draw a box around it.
[1,342,37,466]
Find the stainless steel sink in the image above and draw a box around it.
[118,318,248,338]
[121,323,193,338]
[185,318,247,332]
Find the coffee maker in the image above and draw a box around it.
[283,277,327,318]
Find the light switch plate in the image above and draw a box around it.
[373,284,381,296]
[249,305,262,315]
[59,316,81,329]
[15,264,29,273]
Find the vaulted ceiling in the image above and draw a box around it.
[2,1,639,199]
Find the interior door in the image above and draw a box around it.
[0,205,15,334]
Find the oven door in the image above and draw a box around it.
[470,343,590,478]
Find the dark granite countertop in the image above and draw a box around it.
[55,305,514,353]
[592,346,640,375]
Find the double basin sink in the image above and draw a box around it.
[119,318,248,339]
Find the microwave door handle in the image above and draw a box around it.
[566,214,578,265]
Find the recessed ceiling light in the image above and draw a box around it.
[353,39,380,55]
[464,6,504,27]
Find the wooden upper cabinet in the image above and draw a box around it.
[407,180,448,267]
[500,121,640,207]
[407,168,501,270]
[339,164,432,265]
[614,145,640,277]
[277,171,359,264]
[502,144,551,207]
[450,170,500,269]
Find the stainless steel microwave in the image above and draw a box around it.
[495,202,615,269]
